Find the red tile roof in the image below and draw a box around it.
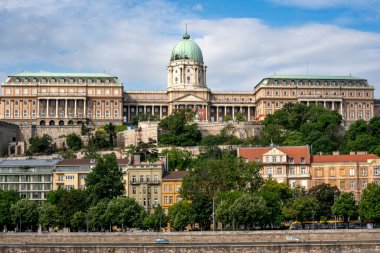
[162,171,189,181]
[238,146,311,164]
[313,154,379,163]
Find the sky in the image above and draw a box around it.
[1,0,380,97]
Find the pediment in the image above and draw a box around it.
[174,94,206,102]
[263,148,286,156]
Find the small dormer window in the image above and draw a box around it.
[16,78,20,82]
[105,79,110,83]
[274,80,278,84]
[282,80,287,85]
[301,157,305,163]
[60,78,65,83]
[42,78,46,83]
[33,78,38,82]
[24,78,29,82]
[88,79,92,83]
[70,78,74,83]
[97,78,101,83]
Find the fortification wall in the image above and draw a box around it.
[0,121,24,156]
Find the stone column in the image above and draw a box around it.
[84,99,87,118]
[216,106,220,122]
[203,66,207,86]
[128,106,131,122]
[232,106,235,120]
[37,100,40,118]
[332,101,335,110]
[307,101,309,106]
[46,99,49,117]
[65,99,68,118]
[159,105,163,119]
[340,102,343,115]
[323,101,326,108]
[224,106,227,117]
[248,106,251,121]
[74,99,77,117]
[205,105,208,121]
[55,99,58,118]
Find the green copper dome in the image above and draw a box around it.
[170,33,203,62]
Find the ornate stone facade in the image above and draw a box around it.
[0,32,377,127]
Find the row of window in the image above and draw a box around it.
[266,167,308,175]
[342,111,371,120]
[315,167,379,177]
[0,183,51,191]
[4,88,120,96]
[5,109,119,118]
[129,107,168,113]
[13,77,114,84]
[4,99,119,107]
[132,186,159,195]
[263,156,305,164]
[163,195,181,204]
[131,175,159,184]
[0,175,51,182]
[163,185,181,192]
[266,90,371,97]
[272,80,366,87]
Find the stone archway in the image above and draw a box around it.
[68,120,73,125]
[59,120,64,126]
[49,120,55,126]
[40,120,46,126]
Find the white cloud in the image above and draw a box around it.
[0,0,379,97]
[269,0,378,9]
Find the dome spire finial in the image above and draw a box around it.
[183,23,190,39]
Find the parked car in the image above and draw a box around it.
[155,238,169,244]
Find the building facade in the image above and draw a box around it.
[0,73,123,126]
[0,32,377,127]
[161,171,188,213]
[311,153,380,199]
[238,146,312,189]
[0,159,60,200]
[238,146,380,198]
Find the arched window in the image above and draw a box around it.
[49,120,55,126]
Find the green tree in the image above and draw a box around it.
[307,183,340,220]
[66,133,83,151]
[61,149,77,159]
[215,191,243,228]
[359,183,380,222]
[105,196,145,229]
[332,192,357,222]
[168,200,193,231]
[10,199,38,231]
[47,188,89,228]
[87,200,108,231]
[158,109,202,146]
[282,196,319,226]
[160,147,194,171]
[26,134,53,155]
[230,193,267,229]
[105,123,117,147]
[142,205,167,231]
[38,202,60,230]
[70,211,86,232]
[258,180,293,228]
[0,190,20,231]
[85,153,124,204]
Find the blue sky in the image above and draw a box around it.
[1,0,380,96]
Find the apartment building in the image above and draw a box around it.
[124,161,164,213]
[311,153,380,199]
[238,146,312,189]
[0,158,60,200]
[161,170,188,213]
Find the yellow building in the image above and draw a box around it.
[161,171,188,213]
[0,73,123,126]
[311,153,380,199]
[53,158,129,190]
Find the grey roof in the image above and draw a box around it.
[10,72,117,78]
[0,159,61,167]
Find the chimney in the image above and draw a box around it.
[333,151,340,156]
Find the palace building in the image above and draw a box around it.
[0,32,377,127]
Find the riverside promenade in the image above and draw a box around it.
[1,230,380,252]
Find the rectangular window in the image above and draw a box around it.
[362,181,367,189]
[340,180,345,190]
[154,175,158,183]
[105,110,110,118]
[164,196,168,204]
[266,167,273,175]
[154,187,158,194]
[350,180,355,189]
[349,168,355,176]
[317,168,323,177]
[96,89,101,95]
[272,157,276,163]
[374,168,380,175]
[105,89,110,95]
[146,175,150,183]
[362,168,367,176]
[300,167,306,175]
[289,167,295,175]
[169,196,173,204]
[301,157,305,164]
[114,110,118,118]
[114,90,119,95]
[132,187,136,194]
[277,168,282,175]
[140,175,144,183]
[164,185,168,192]
[65,175,75,180]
